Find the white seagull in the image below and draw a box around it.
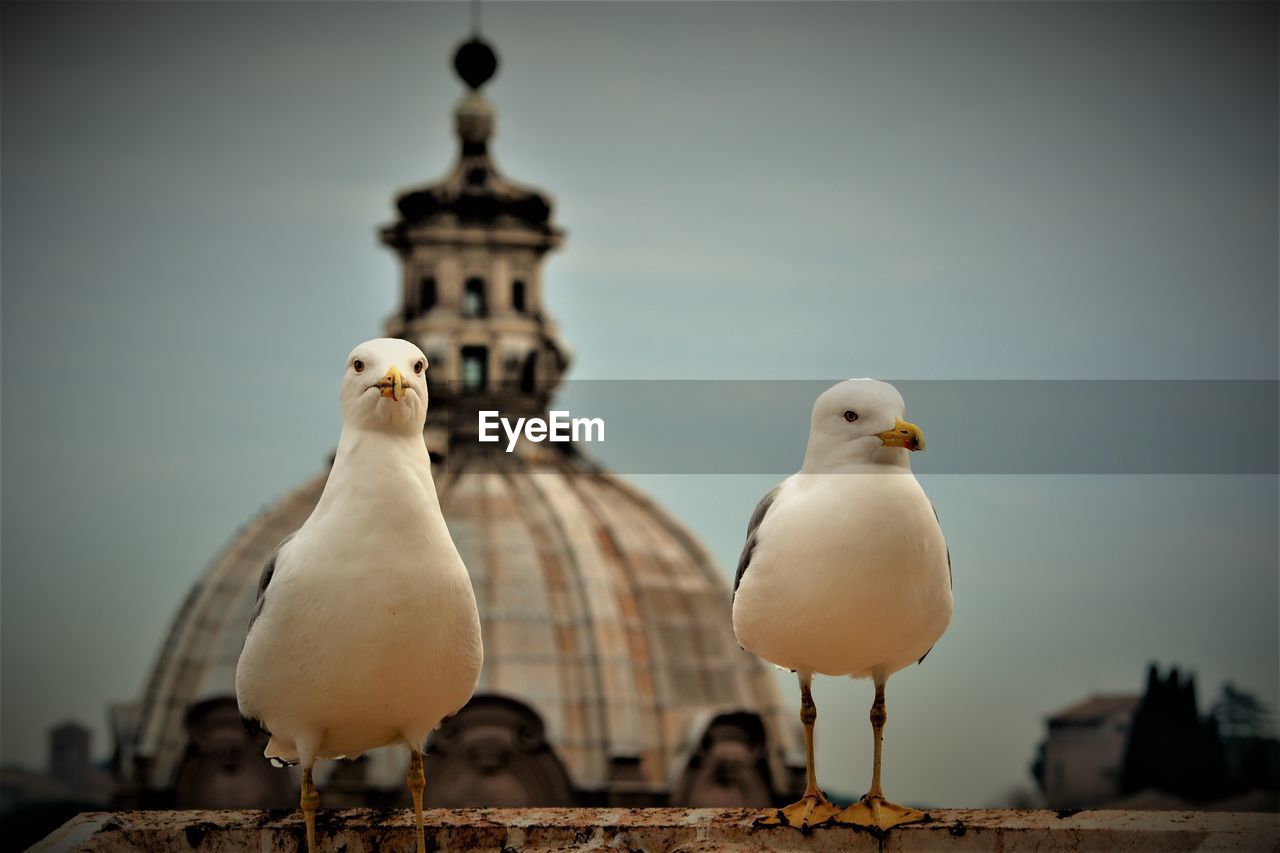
[236,338,483,853]
[732,379,952,832]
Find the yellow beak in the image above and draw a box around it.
[877,418,925,452]
[375,366,405,402]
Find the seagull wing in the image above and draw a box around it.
[916,503,950,665]
[240,532,297,736]
[733,485,781,599]
[933,502,952,591]
[246,532,297,636]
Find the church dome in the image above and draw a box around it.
[125,446,801,807]
[115,31,802,811]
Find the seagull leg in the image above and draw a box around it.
[407,748,427,853]
[300,765,319,853]
[835,680,927,831]
[757,671,839,830]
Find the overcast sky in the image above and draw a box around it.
[2,1,1276,808]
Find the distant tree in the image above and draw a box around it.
[1212,683,1280,795]
[1212,682,1273,740]
[1119,663,1226,803]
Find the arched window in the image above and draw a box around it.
[462,278,487,317]
[511,280,527,313]
[520,352,537,393]
[423,696,574,807]
[419,276,437,313]
[461,346,488,393]
[673,713,775,808]
[173,699,293,809]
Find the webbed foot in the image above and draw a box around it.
[755,791,841,831]
[834,794,927,831]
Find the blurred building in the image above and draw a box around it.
[1,721,112,813]
[111,34,802,810]
[48,723,92,796]
[1036,694,1140,808]
[1034,664,1279,811]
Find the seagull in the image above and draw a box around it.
[236,338,483,853]
[732,379,952,832]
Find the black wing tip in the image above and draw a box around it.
[241,714,269,737]
[241,714,295,768]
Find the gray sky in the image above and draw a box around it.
[2,1,1276,808]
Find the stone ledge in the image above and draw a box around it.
[34,807,1280,852]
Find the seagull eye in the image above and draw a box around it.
[353,359,365,373]
[843,410,859,423]
[414,360,425,375]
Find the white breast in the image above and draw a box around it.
[235,436,483,762]
[732,472,952,680]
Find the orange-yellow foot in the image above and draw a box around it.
[755,791,841,831]
[835,794,927,832]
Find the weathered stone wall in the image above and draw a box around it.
[34,807,1280,852]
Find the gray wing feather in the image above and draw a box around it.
[241,532,296,738]
[917,503,951,665]
[733,485,781,599]
[934,503,952,591]
[246,532,296,636]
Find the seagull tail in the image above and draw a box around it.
[264,735,300,768]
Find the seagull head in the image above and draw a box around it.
[802,378,925,472]
[339,338,430,433]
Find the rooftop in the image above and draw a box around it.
[1046,694,1141,725]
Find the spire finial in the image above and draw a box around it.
[453,36,497,91]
